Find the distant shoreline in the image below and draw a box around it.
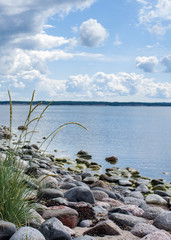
[1,101,171,107]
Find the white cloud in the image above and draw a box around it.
[138,0,171,35]
[0,0,97,93]
[136,56,159,72]
[113,34,122,46]
[79,19,108,47]
[11,33,77,50]
[64,72,171,99]
[161,55,171,72]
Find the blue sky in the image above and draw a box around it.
[0,0,171,101]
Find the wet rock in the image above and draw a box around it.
[40,217,71,240]
[10,226,45,240]
[77,150,92,159]
[37,188,64,200]
[64,186,95,204]
[142,206,165,220]
[136,179,150,186]
[42,206,78,228]
[118,179,132,186]
[109,213,146,228]
[151,179,164,186]
[83,220,122,236]
[18,126,28,131]
[152,184,167,191]
[83,177,97,184]
[154,190,170,197]
[105,156,118,164]
[136,184,151,194]
[31,144,39,150]
[131,223,158,238]
[100,173,122,183]
[145,194,168,206]
[153,211,171,231]
[0,221,16,240]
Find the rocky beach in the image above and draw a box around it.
[0,125,171,240]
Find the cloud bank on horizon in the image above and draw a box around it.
[0,0,170,101]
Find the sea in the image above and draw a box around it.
[0,104,171,182]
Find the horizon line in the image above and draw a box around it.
[0,100,171,106]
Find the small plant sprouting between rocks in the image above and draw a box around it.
[0,90,87,227]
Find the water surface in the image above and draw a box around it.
[0,104,171,182]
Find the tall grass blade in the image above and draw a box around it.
[29,100,54,143]
[8,90,12,137]
[40,122,87,151]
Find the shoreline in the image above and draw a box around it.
[0,125,171,239]
[1,101,171,107]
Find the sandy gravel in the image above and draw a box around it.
[73,227,141,240]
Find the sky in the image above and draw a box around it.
[0,0,171,102]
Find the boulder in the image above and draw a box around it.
[91,187,124,201]
[105,156,118,164]
[68,202,95,221]
[145,194,167,206]
[42,206,78,228]
[131,223,158,237]
[40,217,71,240]
[142,206,165,220]
[64,187,95,204]
[0,221,16,240]
[9,227,45,240]
[124,196,146,206]
[109,205,144,217]
[140,230,171,240]
[109,213,146,228]
[92,190,108,201]
[38,175,58,189]
[83,220,122,236]
[153,211,171,231]
[37,188,64,200]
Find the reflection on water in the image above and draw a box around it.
[0,104,171,182]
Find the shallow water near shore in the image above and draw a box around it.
[0,104,171,182]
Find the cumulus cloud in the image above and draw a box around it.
[138,0,171,35]
[136,56,159,72]
[63,72,171,99]
[79,19,108,47]
[161,55,171,72]
[0,0,97,93]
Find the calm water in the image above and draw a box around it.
[0,104,171,182]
